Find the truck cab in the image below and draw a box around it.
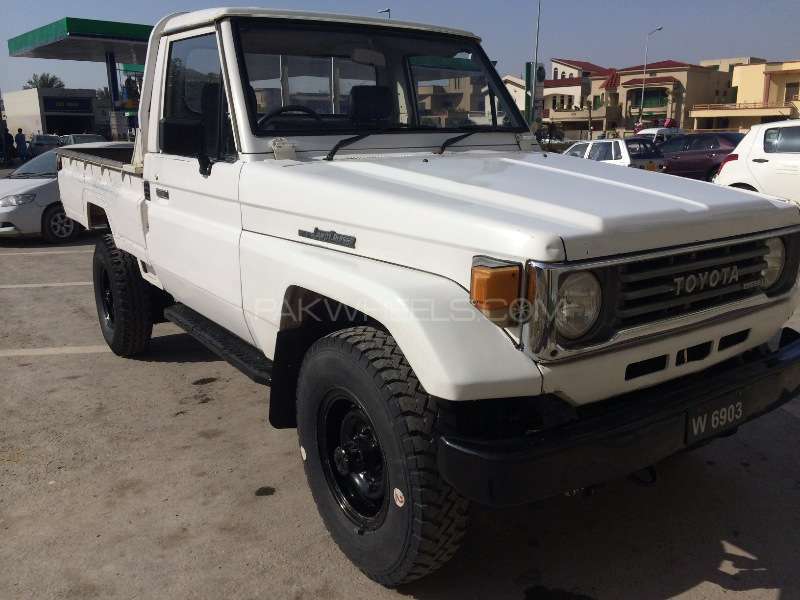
[57,8,800,587]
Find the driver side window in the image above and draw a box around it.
[162,33,235,159]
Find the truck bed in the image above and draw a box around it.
[57,142,148,258]
[57,144,135,170]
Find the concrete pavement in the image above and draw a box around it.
[1,235,799,600]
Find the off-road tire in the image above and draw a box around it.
[41,203,80,244]
[92,234,153,356]
[296,326,469,587]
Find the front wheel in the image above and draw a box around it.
[296,327,468,586]
[92,234,153,356]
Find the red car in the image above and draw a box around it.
[659,132,744,181]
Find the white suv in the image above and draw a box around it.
[715,119,800,203]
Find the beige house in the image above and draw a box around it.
[606,60,733,133]
[541,58,609,138]
[690,59,800,131]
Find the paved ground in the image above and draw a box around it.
[1,234,799,600]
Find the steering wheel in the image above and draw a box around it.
[257,105,323,128]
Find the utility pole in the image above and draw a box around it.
[529,0,542,128]
[638,26,663,126]
[585,98,593,140]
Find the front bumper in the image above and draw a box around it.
[437,329,800,507]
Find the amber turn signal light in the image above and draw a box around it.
[470,264,522,326]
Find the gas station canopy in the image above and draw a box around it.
[8,17,152,64]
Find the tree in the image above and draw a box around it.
[23,73,65,90]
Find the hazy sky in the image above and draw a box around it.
[1,0,799,94]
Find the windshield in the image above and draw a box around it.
[69,134,105,144]
[9,151,57,178]
[33,135,61,144]
[235,19,525,136]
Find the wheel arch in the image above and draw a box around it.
[240,233,543,429]
[268,286,383,428]
[85,202,110,230]
[730,182,758,192]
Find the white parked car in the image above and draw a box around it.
[57,7,800,586]
[564,137,666,171]
[1,142,129,243]
[715,120,800,203]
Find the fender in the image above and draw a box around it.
[240,231,543,402]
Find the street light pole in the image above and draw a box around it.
[530,0,542,128]
[378,8,391,20]
[638,26,663,126]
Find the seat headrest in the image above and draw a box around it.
[349,85,393,122]
[201,82,220,117]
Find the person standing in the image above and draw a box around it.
[15,128,28,162]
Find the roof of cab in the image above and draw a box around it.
[162,7,480,40]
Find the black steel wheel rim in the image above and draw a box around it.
[99,267,115,327]
[318,390,388,530]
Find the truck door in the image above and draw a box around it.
[144,29,252,343]
[749,124,800,202]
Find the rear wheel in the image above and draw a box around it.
[41,203,80,244]
[92,234,153,356]
[296,327,468,586]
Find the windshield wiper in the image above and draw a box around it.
[436,130,479,155]
[325,133,371,161]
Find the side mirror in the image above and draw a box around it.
[159,118,212,176]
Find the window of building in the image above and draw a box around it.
[553,67,559,79]
[162,33,234,159]
[786,82,799,102]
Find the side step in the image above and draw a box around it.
[164,303,272,385]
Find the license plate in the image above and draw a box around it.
[646,162,657,171]
[686,394,746,444]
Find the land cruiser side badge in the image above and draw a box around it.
[299,227,356,249]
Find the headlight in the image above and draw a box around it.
[0,194,36,208]
[555,271,602,339]
[761,237,786,289]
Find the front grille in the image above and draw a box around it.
[616,239,768,329]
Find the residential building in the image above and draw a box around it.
[2,87,97,135]
[700,56,767,73]
[540,56,750,138]
[690,59,800,131]
[541,58,609,138]
[610,60,733,132]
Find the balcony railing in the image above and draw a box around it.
[692,101,794,111]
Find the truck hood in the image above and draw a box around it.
[240,150,800,284]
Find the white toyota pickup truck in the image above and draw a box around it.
[57,8,800,586]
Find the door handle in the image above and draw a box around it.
[155,188,170,199]
[752,158,769,163]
